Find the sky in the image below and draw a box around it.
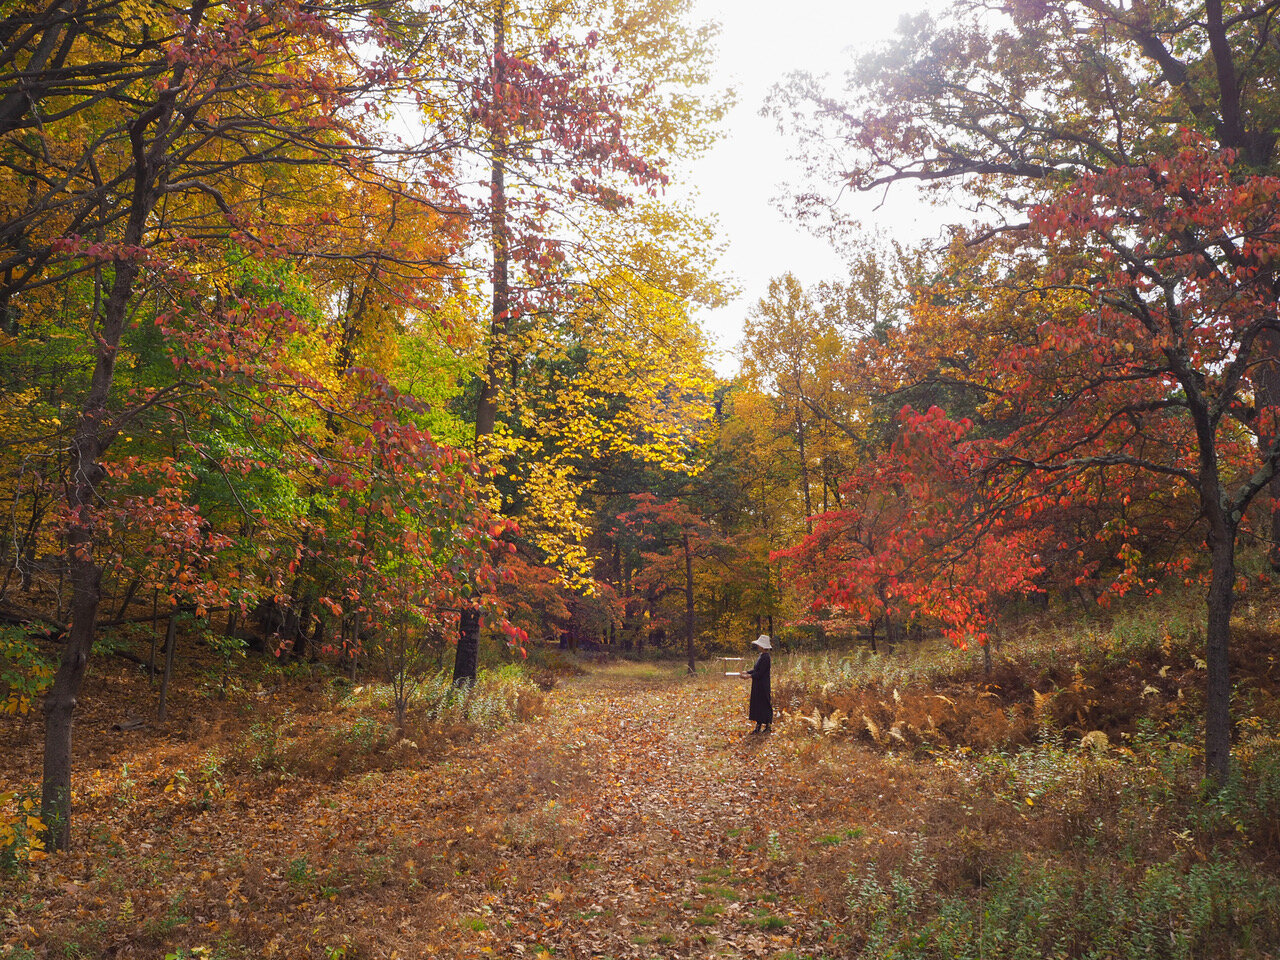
[678,0,945,374]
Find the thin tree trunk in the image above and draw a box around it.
[796,411,812,534]
[0,0,83,135]
[453,606,481,686]
[114,576,141,621]
[683,529,695,674]
[456,0,509,686]
[1189,377,1237,786]
[148,614,160,683]
[623,563,633,652]
[308,614,324,662]
[349,610,362,681]
[13,487,47,595]
[157,614,178,722]
[41,257,140,850]
[1256,329,1280,569]
[1204,521,1236,785]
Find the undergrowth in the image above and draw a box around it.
[339,663,544,728]
[782,584,1280,958]
[774,584,1280,755]
[229,665,544,781]
[845,852,1279,960]
[816,728,1280,958]
[780,586,1209,701]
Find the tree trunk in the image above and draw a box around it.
[1190,379,1237,786]
[1256,328,1280,569]
[114,576,141,621]
[308,614,324,662]
[796,410,812,534]
[683,529,695,674]
[456,0,509,685]
[1204,521,1236,786]
[40,529,101,851]
[36,0,204,842]
[0,0,84,135]
[157,614,178,721]
[453,606,481,686]
[349,610,362,681]
[41,249,143,850]
[148,612,160,683]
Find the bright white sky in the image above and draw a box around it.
[678,0,947,375]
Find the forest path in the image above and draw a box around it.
[429,661,861,959]
[7,659,893,959]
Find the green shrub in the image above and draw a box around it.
[0,626,54,716]
[843,853,1280,959]
[0,789,47,872]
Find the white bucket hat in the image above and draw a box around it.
[752,635,772,649]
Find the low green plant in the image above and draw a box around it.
[0,626,54,716]
[116,762,138,805]
[241,709,294,773]
[0,789,47,872]
[767,829,785,861]
[198,751,225,797]
[285,856,313,886]
[342,715,391,750]
[842,850,1280,959]
[201,630,248,699]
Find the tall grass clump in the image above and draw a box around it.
[777,647,968,703]
[342,663,543,731]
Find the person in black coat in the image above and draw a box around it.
[742,634,773,733]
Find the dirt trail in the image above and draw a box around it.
[429,664,850,959]
[6,661,885,959]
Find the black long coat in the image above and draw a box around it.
[745,650,772,724]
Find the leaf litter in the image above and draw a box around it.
[0,658,1149,958]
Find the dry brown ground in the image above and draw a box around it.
[0,659,955,959]
[3,651,1276,959]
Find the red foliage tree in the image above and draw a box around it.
[998,136,1280,782]
[798,137,1280,782]
[781,406,1045,668]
